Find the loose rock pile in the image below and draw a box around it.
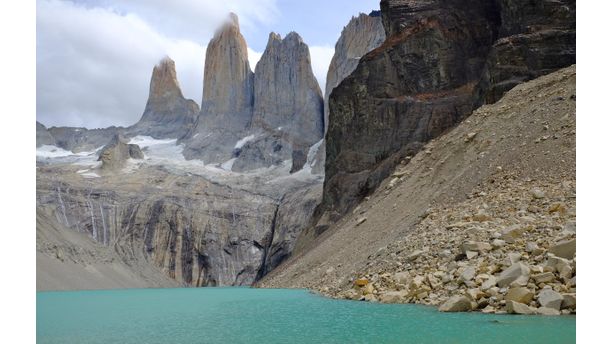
[318,176,576,315]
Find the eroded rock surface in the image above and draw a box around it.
[183,13,255,163]
[322,0,576,220]
[324,12,385,132]
[233,32,324,172]
[128,57,199,139]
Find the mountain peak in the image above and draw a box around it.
[148,56,183,103]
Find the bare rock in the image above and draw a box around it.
[507,300,536,315]
[439,295,472,312]
[549,239,576,259]
[497,262,530,287]
[538,289,564,310]
[505,287,534,304]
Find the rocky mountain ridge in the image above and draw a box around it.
[320,0,576,225]
[259,65,576,315]
[36,12,333,290]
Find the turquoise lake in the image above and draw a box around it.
[37,287,576,344]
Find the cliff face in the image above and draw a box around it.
[324,12,386,133]
[183,13,255,163]
[322,0,575,219]
[233,32,324,173]
[37,163,322,287]
[128,57,199,139]
[259,66,576,315]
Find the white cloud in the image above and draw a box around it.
[37,0,270,129]
[308,45,336,92]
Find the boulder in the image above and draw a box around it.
[506,301,536,315]
[501,225,525,243]
[561,293,576,310]
[538,289,564,310]
[532,272,555,284]
[548,239,576,259]
[379,290,408,303]
[480,277,497,291]
[505,287,534,304]
[545,255,572,278]
[439,295,472,312]
[461,241,492,253]
[393,272,412,285]
[497,262,530,287]
[354,278,369,287]
[459,266,477,283]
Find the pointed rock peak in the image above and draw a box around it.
[267,32,282,44]
[215,12,242,37]
[228,12,240,27]
[149,56,184,102]
[284,31,303,44]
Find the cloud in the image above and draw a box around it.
[36,0,270,129]
[309,46,336,92]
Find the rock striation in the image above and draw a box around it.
[36,162,322,287]
[98,134,144,170]
[183,13,255,163]
[259,65,576,315]
[233,32,324,172]
[321,0,576,220]
[324,12,385,133]
[309,12,386,175]
[128,57,199,139]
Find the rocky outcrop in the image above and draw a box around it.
[321,0,576,219]
[128,57,199,139]
[183,13,254,163]
[309,12,386,175]
[258,66,576,315]
[233,32,324,172]
[98,134,143,170]
[36,121,56,147]
[324,12,385,132]
[36,161,321,287]
[475,0,576,104]
[48,126,122,153]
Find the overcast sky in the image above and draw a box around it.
[36,0,381,129]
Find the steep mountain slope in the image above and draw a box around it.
[182,13,255,164]
[260,66,576,315]
[324,12,385,133]
[322,0,576,220]
[36,13,326,291]
[127,57,200,139]
[233,32,324,173]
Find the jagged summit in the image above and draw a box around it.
[230,29,323,172]
[324,13,385,132]
[148,56,184,103]
[128,56,199,139]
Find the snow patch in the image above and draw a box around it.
[220,158,237,171]
[234,135,255,149]
[36,145,74,158]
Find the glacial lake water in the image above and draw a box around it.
[37,287,575,344]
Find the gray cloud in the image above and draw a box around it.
[36,0,333,129]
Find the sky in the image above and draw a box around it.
[36,0,381,129]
